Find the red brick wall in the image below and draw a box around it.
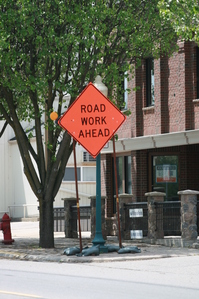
[154,58,161,134]
[116,66,144,139]
[160,57,169,134]
[167,43,186,132]
[101,41,199,215]
[193,45,199,128]
[116,43,197,138]
[125,41,198,136]
[135,150,148,201]
[143,107,155,135]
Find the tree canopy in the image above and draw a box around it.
[159,0,199,43]
[0,0,177,248]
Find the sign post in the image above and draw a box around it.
[58,82,126,158]
[58,79,126,251]
[92,76,108,251]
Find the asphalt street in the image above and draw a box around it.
[1,256,199,299]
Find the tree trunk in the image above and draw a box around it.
[39,198,54,248]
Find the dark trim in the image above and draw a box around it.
[197,47,199,99]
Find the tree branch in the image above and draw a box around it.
[29,90,46,185]
[0,121,8,138]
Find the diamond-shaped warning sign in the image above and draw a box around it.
[58,82,126,158]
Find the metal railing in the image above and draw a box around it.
[70,205,91,232]
[125,200,199,237]
[124,201,182,238]
[54,201,199,236]
[155,201,181,236]
[54,207,65,232]
[53,205,91,233]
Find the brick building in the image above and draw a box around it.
[101,41,199,217]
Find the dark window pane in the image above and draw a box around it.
[146,58,154,106]
[63,167,81,181]
[125,156,132,194]
[197,47,199,99]
[116,157,123,194]
[152,156,178,201]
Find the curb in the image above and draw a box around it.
[1,249,199,263]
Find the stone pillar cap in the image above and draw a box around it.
[89,195,106,200]
[62,197,79,200]
[145,191,166,197]
[178,189,199,195]
[114,193,133,198]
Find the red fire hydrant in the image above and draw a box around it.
[0,213,14,244]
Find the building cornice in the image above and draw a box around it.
[101,129,199,154]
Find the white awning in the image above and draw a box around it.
[101,129,199,154]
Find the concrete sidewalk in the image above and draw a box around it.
[0,221,199,263]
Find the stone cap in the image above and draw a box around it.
[89,195,106,200]
[178,189,199,195]
[114,193,133,198]
[145,191,166,197]
[62,197,79,201]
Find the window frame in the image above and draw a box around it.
[118,71,128,111]
[83,151,96,162]
[197,47,199,99]
[63,166,96,182]
[148,152,180,201]
[63,167,81,182]
[146,58,155,106]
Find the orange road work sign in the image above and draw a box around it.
[58,82,126,158]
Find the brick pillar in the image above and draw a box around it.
[62,198,78,238]
[90,196,106,240]
[145,192,165,239]
[178,190,198,241]
[117,193,134,240]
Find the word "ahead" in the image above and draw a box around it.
[78,104,110,138]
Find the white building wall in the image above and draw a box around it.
[55,182,96,207]
[0,122,13,216]
[0,121,96,219]
[8,139,38,218]
[56,143,96,207]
